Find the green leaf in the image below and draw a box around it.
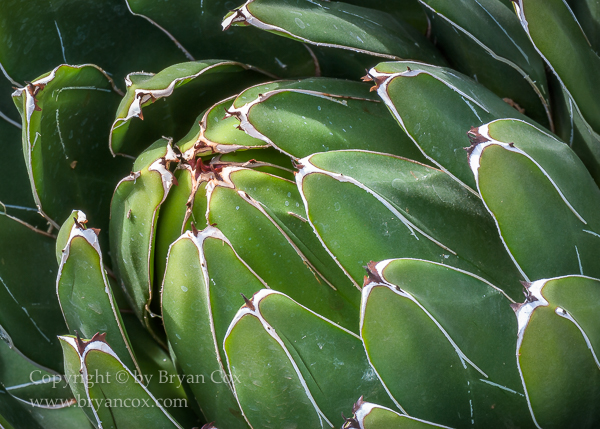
[59,335,184,429]
[109,138,178,343]
[162,226,263,427]
[0,0,186,88]
[361,259,533,428]
[515,276,600,427]
[342,0,428,34]
[0,214,65,372]
[0,339,72,404]
[566,0,600,54]
[121,313,201,428]
[0,112,44,227]
[468,119,600,281]
[228,78,427,161]
[109,61,268,157]
[207,167,360,331]
[56,210,140,375]
[0,384,93,429]
[367,61,535,191]
[125,0,318,77]
[343,399,450,429]
[419,0,551,127]
[224,290,396,428]
[11,64,131,237]
[515,0,600,135]
[176,96,267,158]
[297,150,524,298]
[223,0,445,66]
[549,71,600,186]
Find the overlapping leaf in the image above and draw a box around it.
[11,64,131,234]
[227,78,427,161]
[297,149,523,298]
[109,61,268,157]
[366,61,535,191]
[361,259,533,427]
[224,290,396,428]
[515,276,600,427]
[419,0,551,127]
[223,0,445,66]
[468,119,600,281]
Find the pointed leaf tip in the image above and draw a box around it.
[241,293,256,311]
[364,261,384,286]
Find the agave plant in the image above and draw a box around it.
[1,0,600,428]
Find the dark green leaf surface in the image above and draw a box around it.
[0,339,72,404]
[125,0,317,77]
[0,384,92,429]
[0,0,186,88]
[110,61,268,157]
[515,0,600,134]
[223,0,445,65]
[162,227,261,428]
[207,167,360,331]
[298,150,523,298]
[121,313,200,428]
[229,78,427,161]
[420,0,551,127]
[549,72,600,186]
[11,64,130,238]
[361,259,533,428]
[56,211,139,374]
[0,214,65,372]
[368,61,535,191]
[469,119,600,281]
[109,139,178,342]
[224,290,396,427]
[59,335,183,428]
[516,276,600,427]
[0,114,44,227]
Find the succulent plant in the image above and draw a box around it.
[1,0,600,428]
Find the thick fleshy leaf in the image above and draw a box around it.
[549,70,600,186]
[11,64,131,235]
[177,96,267,159]
[227,78,427,161]
[361,259,534,428]
[59,335,183,428]
[0,214,65,372]
[0,339,72,404]
[120,313,201,428]
[515,276,600,427]
[341,0,428,34]
[468,119,600,281]
[420,0,551,127]
[0,0,186,88]
[0,384,92,429]
[162,226,263,428]
[366,61,535,191]
[125,0,318,77]
[56,211,139,374]
[0,113,45,227]
[297,150,524,298]
[109,61,268,157]
[109,139,178,342]
[206,166,360,331]
[224,290,396,428]
[342,399,450,429]
[566,0,600,54]
[515,0,600,136]
[222,0,445,66]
